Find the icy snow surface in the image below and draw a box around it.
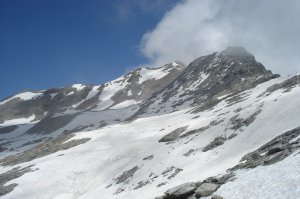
[1,76,300,199]
[0,92,42,106]
[138,67,169,83]
[0,114,36,126]
[213,152,300,199]
[72,84,85,91]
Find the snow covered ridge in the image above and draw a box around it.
[0,47,300,199]
[0,61,185,123]
[0,92,43,106]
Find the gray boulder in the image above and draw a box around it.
[195,183,219,197]
[164,182,197,199]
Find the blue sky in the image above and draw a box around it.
[0,0,179,99]
[1,0,299,100]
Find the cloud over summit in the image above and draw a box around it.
[140,0,300,74]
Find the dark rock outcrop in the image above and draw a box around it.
[202,136,227,152]
[115,166,139,184]
[164,182,197,199]
[195,183,219,197]
[159,126,189,142]
[156,126,300,199]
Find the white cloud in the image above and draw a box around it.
[140,0,300,75]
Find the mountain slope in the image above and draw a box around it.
[0,62,185,155]
[132,47,278,118]
[0,47,299,199]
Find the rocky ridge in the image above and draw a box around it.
[131,47,279,118]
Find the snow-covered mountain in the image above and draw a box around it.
[0,47,300,199]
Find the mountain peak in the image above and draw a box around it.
[221,46,254,59]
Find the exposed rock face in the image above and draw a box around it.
[195,183,219,197]
[1,47,299,199]
[132,47,278,118]
[202,136,227,152]
[231,126,300,170]
[110,62,185,106]
[265,74,300,93]
[0,85,95,123]
[156,126,300,199]
[159,126,189,142]
[156,173,230,199]
[0,62,185,154]
[115,166,139,184]
[164,182,197,199]
[0,63,185,121]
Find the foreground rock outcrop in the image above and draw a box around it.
[156,126,300,199]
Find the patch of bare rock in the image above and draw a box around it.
[156,172,233,199]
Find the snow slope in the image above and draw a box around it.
[1,75,300,199]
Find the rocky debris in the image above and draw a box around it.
[0,134,90,166]
[159,126,189,142]
[110,62,185,107]
[157,172,233,199]
[115,166,139,184]
[234,107,243,113]
[180,120,223,139]
[114,166,183,192]
[183,149,196,157]
[162,166,183,179]
[195,183,219,197]
[143,155,154,161]
[228,133,237,140]
[157,127,300,199]
[230,126,300,171]
[157,182,167,187]
[114,188,125,195]
[0,125,18,134]
[191,98,221,113]
[202,136,227,152]
[0,165,36,197]
[164,182,197,199]
[168,128,297,199]
[167,168,183,180]
[134,180,150,190]
[180,126,210,138]
[229,108,262,130]
[265,75,300,94]
[225,92,250,107]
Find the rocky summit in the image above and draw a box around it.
[0,47,300,199]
